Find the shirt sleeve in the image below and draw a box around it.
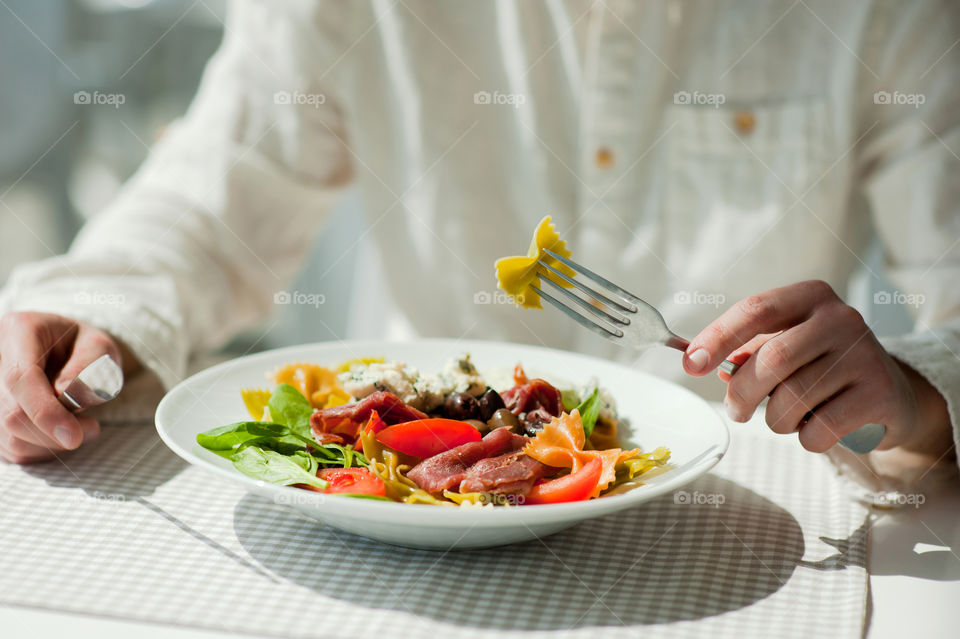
[856,2,960,468]
[0,1,355,390]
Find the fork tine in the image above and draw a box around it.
[539,275,631,326]
[538,260,637,314]
[531,285,624,341]
[542,248,644,306]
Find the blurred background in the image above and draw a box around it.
[0,0,912,355]
[0,0,363,354]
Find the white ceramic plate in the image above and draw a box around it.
[156,339,728,550]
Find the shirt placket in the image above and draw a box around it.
[577,0,645,256]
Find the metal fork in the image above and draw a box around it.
[531,248,886,454]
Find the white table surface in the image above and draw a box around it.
[1,418,956,639]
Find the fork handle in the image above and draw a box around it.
[665,335,740,374]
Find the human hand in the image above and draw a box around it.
[0,312,122,463]
[681,280,952,457]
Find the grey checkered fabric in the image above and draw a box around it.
[0,413,868,638]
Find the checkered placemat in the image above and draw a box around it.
[0,409,869,639]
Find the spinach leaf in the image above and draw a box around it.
[575,388,602,438]
[196,422,289,458]
[267,383,315,439]
[231,447,328,490]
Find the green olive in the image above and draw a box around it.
[487,408,522,433]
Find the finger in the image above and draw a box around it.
[724,320,834,422]
[684,280,837,376]
[763,353,853,434]
[78,416,100,443]
[797,387,878,453]
[0,323,85,449]
[717,333,778,383]
[0,431,58,464]
[51,325,122,395]
[1,389,62,449]
[1,386,100,449]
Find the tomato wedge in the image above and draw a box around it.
[524,457,602,505]
[376,419,481,459]
[317,467,386,497]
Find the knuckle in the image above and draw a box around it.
[804,279,836,301]
[1,405,28,433]
[798,427,832,453]
[6,436,34,457]
[725,383,747,413]
[764,405,793,434]
[736,295,776,325]
[755,339,793,376]
[1,363,25,393]
[33,406,64,431]
[832,303,866,329]
[85,330,117,355]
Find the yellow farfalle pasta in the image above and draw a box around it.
[494,215,576,309]
[270,362,351,410]
[240,388,272,421]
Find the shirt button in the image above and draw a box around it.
[595,147,615,169]
[733,110,756,135]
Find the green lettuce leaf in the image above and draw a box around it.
[575,388,602,438]
[231,447,328,490]
[267,383,314,439]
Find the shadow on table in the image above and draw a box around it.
[21,422,185,500]
[235,474,812,628]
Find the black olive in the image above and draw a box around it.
[477,389,506,422]
[443,392,480,420]
[487,408,522,433]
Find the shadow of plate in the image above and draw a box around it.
[234,474,805,628]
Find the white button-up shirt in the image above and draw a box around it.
[2,1,958,447]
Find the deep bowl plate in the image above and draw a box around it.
[155,339,728,550]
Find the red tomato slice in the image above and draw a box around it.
[524,458,602,505]
[375,419,481,459]
[317,467,386,497]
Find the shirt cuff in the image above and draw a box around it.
[881,329,960,473]
[0,258,187,392]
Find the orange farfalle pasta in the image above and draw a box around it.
[524,410,639,498]
[494,216,576,309]
[270,363,351,410]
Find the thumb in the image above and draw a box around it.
[52,324,123,396]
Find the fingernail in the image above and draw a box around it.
[687,348,710,373]
[54,426,77,449]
